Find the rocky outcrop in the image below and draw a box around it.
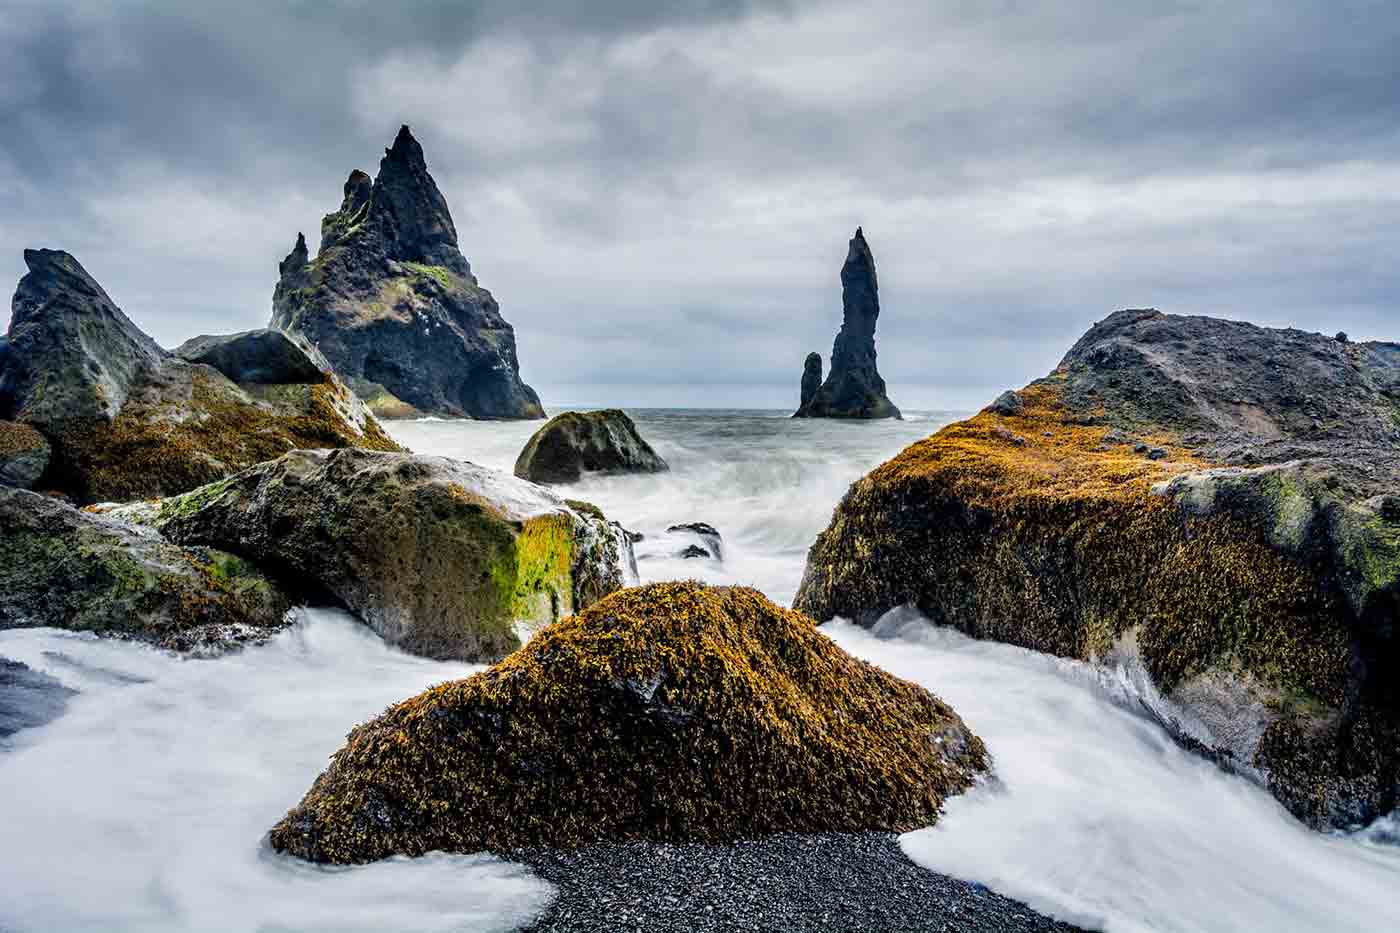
[0,421,49,489]
[149,448,635,661]
[174,328,325,384]
[514,409,668,484]
[268,581,986,863]
[793,229,900,420]
[796,308,1400,830]
[0,250,401,504]
[799,352,823,410]
[270,125,544,420]
[0,486,292,653]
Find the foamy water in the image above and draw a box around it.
[2,408,1395,932]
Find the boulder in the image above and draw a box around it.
[0,486,292,653]
[0,421,49,489]
[271,126,544,420]
[667,522,723,560]
[173,328,325,384]
[793,228,900,419]
[152,448,635,661]
[799,351,823,410]
[796,308,1400,831]
[987,390,1025,416]
[514,409,668,484]
[0,249,402,503]
[0,658,76,738]
[268,581,986,863]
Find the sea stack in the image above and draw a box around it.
[793,228,900,419]
[271,125,544,420]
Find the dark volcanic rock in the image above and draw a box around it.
[0,658,76,739]
[0,250,401,503]
[515,832,1085,933]
[797,307,1400,831]
[667,521,723,560]
[799,351,823,410]
[514,409,668,484]
[0,420,49,489]
[268,582,986,863]
[152,448,634,661]
[988,389,1025,416]
[174,329,325,384]
[271,125,544,420]
[0,486,292,653]
[793,228,900,420]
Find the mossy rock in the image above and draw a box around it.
[156,449,633,661]
[797,309,1400,831]
[268,581,987,863]
[0,486,291,653]
[514,409,668,484]
[0,420,50,489]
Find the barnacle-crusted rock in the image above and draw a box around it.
[0,420,49,489]
[792,228,900,420]
[0,486,291,652]
[268,581,987,863]
[797,309,1400,831]
[0,249,401,504]
[152,449,635,661]
[514,409,668,484]
[271,125,544,420]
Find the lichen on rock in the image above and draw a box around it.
[150,448,634,661]
[797,309,1400,830]
[268,581,986,863]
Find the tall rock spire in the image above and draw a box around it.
[793,228,901,419]
[270,125,543,420]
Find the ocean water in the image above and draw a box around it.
[1,408,1396,932]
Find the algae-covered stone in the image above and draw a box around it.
[0,420,49,489]
[514,409,668,484]
[1,249,403,504]
[268,581,987,863]
[797,308,1400,831]
[155,448,635,661]
[0,486,292,653]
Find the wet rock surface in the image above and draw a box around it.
[798,308,1400,831]
[271,125,543,420]
[173,328,325,385]
[0,658,76,739]
[514,409,668,484]
[152,448,632,661]
[0,250,400,503]
[0,420,49,489]
[515,832,1085,933]
[0,486,292,652]
[268,582,986,863]
[793,228,900,420]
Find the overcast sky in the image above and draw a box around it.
[3,1,1398,410]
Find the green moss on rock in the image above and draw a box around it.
[268,581,987,863]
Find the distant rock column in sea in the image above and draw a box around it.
[793,227,901,420]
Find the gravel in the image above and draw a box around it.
[511,831,1088,932]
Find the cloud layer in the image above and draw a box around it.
[3,0,1398,409]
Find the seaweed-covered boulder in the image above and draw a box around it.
[797,308,1400,830]
[268,581,986,862]
[152,449,635,661]
[0,486,291,653]
[514,409,668,484]
[0,421,49,489]
[270,126,544,420]
[0,249,402,503]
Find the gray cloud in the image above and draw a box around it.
[2,0,1398,411]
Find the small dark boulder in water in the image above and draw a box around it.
[0,658,76,739]
[0,420,49,489]
[514,409,668,484]
[792,228,900,420]
[268,581,986,863]
[667,521,723,560]
[677,544,710,559]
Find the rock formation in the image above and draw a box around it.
[793,228,900,419]
[796,308,1400,830]
[799,352,823,410]
[268,581,986,862]
[514,409,668,484]
[0,249,400,503]
[148,448,635,661]
[0,421,49,489]
[0,486,291,653]
[271,125,544,420]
